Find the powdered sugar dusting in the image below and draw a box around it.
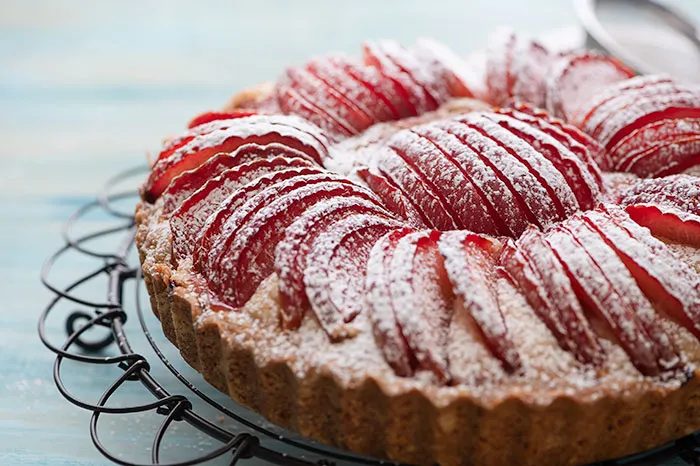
[304,214,402,339]
[191,168,323,266]
[136,49,700,413]
[286,66,373,134]
[206,174,360,298]
[363,41,430,115]
[276,84,354,140]
[566,217,680,371]
[366,228,416,377]
[483,29,552,107]
[456,116,562,229]
[585,83,700,147]
[547,223,661,375]
[149,117,331,193]
[612,118,700,170]
[439,231,521,371]
[376,40,449,108]
[218,180,383,306]
[586,207,700,339]
[307,56,382,124]
[390,128,498,233]
[583,79,682,138]
[160,115,255,153]
[372,145,458,230]
[469,114,579,219]
[574,74,674,129]
[388,230,451,382]
[330,54,401,120]
[602,94,700,149]
[505,229,603,365]
[628,136,700,178]
[510,37,551,107]
[357,167,427,227]
[484,28,517,106]
[169,160,316,260]
[162,147,315,215]
[432,122,527,236]
[545,52,633,122]
[276,197,392,328]
[412,125,500,234]
[413,37,478,99]
[620,175,700,215]
[486,111,601,210]
[499,103,612,175]
[165,114,329,162]
[140,196,697,412]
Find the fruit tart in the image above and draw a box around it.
[135,29,700,465]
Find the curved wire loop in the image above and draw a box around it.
[38,166,700,466]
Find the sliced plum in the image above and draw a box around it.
[545,51,635,123]
[171,164,322,261]
[464,114,580,220]
[501,230,603,365]
[619,174,700,246]
[304,214,403,339]
[371,145,459,230]
[386,230,453,382]
[356,167,428,228]
[439,231,521,372]
[187,110,258,129]
[144,114,330,201]
[276,197,395,329]
[586,206,700,341]
[387,128,500,233]
[208,178,384,306]
[485,111,602,210]
[162,148,314,215]
[366,228,417,377]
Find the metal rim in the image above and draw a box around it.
[575,0,700,75]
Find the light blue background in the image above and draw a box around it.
[1,1,699,465]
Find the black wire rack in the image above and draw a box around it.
[38,166,700,466]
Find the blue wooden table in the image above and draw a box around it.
[2,1,699,465]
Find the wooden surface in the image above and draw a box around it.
[2,1,699,465]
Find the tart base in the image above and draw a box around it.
[135,200,700,466]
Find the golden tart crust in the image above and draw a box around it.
[135,191,700,466]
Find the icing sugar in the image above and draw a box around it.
[138,41,700,402]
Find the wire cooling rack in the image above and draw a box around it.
[38,166,700,466]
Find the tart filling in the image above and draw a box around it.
[136,31,700,466]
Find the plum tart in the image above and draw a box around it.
[136,30,700,466]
